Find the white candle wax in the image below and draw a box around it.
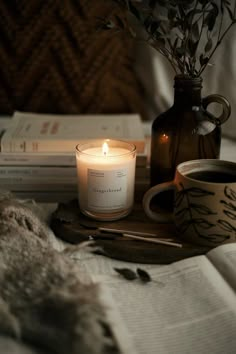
[76,140,136,221]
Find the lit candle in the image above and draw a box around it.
[76,139,136,221]
[160,133,169,143]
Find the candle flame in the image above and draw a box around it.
[102,142,109,156]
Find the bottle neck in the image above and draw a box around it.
[173,75,202,108]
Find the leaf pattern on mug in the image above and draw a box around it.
[176,220,192,234]
[187,188,215,198]
[177,217,215,234]
[191,218,215,229]
[223,210,236,220]
[220,188,236,233]
[224,186,236,201]
[220,200,236,212]
[174,183,187,208]
[189,203,217,216]
[197,233,231,244]
[175,207,188,217]
[175,191,185,208]
[218,219,236,233]
[173,182,234,246]
[177,223,230,243]
[175,202,216,218]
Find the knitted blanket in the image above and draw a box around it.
[0,191,120,354]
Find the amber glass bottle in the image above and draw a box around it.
[150,75,231,208]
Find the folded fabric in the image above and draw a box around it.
[0,191,119,354]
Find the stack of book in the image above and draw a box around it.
[0,112,150,202]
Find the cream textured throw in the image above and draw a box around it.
[0,191,119,354]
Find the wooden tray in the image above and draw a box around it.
[50,199,210,264]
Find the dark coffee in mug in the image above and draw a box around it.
[186,170,236,183]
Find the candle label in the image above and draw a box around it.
[88,169,127,211]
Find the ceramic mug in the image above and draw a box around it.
[143,159,236,247]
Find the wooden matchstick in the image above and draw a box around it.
[122,233,182,248]
[99,227,161,238]
[98,227,175,242]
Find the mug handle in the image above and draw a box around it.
[142,181,175,223]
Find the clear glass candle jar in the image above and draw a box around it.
[76,139,136,221]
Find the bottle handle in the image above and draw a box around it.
[202,94,231,125]
[142,181,175,223]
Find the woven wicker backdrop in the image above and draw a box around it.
[0,0,147,117]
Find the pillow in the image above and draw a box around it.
[0,1,147,118]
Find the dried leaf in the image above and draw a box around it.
[114,15,125,29]
[199,54,209,67]
[226,5,234,20]
[100,0,236,76]
[187,39,198,57]
[204,4,219,31]
[192,22,200,40]
[128,1,142,21]
[168,8,177,20]
[144,16,154,31]
[114,267,137,280]
[176,46,185,58]
[150,22,161,37]
[204,38,213,53]
[137,268,152,283]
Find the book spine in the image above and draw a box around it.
[3,180,148,202]
[0,172,147,188]
[0,166,78,177]
[2,139,145,154]
[0,181,77,191]
[0,153,146,166]
[0,165,149,178]
[1,139,75,153]
[0,154,77,166]
[0,175,77,184]
[1,113,146,153]
[2,180,147,194]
